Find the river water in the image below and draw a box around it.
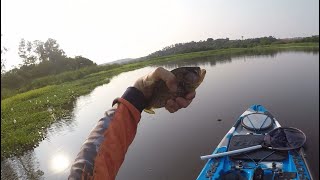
[1,49,319,180]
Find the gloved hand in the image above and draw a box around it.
[133,67,196,113]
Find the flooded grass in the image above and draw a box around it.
[1,42,318,159]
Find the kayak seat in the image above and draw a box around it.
[228,135,287,161]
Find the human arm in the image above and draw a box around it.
[68,67,195,179]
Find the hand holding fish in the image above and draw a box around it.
[134,67,206,113]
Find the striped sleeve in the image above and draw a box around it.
[69,87,147,180]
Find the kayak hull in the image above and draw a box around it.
[197,104,313,180]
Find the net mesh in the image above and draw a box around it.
[264,127,306,150]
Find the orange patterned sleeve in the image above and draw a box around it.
[69,87,147,180]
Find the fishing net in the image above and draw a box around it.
[201,127,307,160]
[263,127,306,150]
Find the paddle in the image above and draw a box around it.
[200,127,306,160]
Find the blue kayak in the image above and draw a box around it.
[197,104,313,180]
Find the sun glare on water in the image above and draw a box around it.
[50,153,70,172]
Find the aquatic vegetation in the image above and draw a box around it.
[1,85,74,159]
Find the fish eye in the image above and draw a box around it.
[191,69,199,75]
[186,68,198,74]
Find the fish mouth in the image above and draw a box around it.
[192,68,206,88]
[199,69,206,82]
[200,69,206,77]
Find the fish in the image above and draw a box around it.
[144,66,206,114]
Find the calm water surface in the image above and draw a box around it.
[1,50,319,180]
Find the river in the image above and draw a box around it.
[1,49,319,180]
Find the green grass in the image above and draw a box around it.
[1,66,146,159]
[1,42,318,159]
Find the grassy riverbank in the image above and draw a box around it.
[1,42,318,159]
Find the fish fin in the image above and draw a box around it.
[144,108,155,114]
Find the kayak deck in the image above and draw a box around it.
[197,104,313,180]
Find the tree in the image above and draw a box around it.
[33,38,65,63]
[26,41,37,65]
[1,49,7,74]
[33,40,46,62]
[44,38,66,62]
[1,35,8,74]
[18,38,27,60]
[19,39,37,66]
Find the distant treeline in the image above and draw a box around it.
[1,38,99,98]
[145,35,319,58]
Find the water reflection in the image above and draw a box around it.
[154,47,319,69]
[1,48,319,179]
[1,151,44,180]
[47,116,77,138]
[50,153,70,173]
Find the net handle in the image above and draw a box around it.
[200,145,263,160]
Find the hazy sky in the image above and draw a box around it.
[1,0,319,70]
